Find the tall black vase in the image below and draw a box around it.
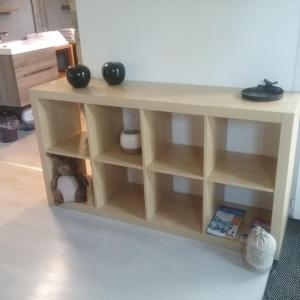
[66,64,91,88]
[102,62,126,85]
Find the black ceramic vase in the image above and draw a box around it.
[66,64,91,88]
[102,62,126,85]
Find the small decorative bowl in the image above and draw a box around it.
[120,129,141,154]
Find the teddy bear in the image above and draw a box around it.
[50,156,89,205]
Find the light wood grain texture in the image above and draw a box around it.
[31,78,300,122]
[85,104,124,158]
[36,99,82,149]
[141,110,204,179]
[145,171,202,233]
[0,48,58,107]
[209,151,277,192]
[92,162,146,218]
[94,143,143,169]
[99,183,145,221]
[148,144,203,179]
[150,191,203,234]
[30,78,300,256]
[46,131,89,159]
[141,110,171,166]
[144,170,172,220]
[204,117,227,176]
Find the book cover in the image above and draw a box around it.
[207,206,245,240]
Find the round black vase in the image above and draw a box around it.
[102,62,126,85]
[66,64,91,88]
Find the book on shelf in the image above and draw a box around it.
[239,217,271,243]
[207,206,245,240]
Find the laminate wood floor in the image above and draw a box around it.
[0,132,269,300]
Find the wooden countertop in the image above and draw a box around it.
[30,78,300,122]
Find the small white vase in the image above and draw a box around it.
[245,226,276,272]
[120,129,141,154]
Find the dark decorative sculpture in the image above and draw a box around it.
[102,62,126,85]
[66,64,91,88]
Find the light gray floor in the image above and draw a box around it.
[0,134,269,300]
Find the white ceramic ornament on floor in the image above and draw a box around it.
[245,226,276,272]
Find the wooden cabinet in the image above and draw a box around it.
[30,78,300,258]
[0,47,58,107]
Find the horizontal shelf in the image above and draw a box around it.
[0,8,18,14]
[150,192,202,234]
[99,183,145,221]
[206,201,272,245]
[209,151,276,192]
[94,144,143,169]
[148,144,204,180]
[47,131,89,159]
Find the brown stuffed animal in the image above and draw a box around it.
[51,157,89,205]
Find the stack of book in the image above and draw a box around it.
[207,206,245,240]
[207,205,271,242]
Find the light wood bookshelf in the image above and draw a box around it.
[30,78,300,258]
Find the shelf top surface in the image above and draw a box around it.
[30,78,300,118]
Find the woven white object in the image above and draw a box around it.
[245,226,277,272]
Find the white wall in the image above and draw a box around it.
[77,0,300,90]
[42,0,73,31]
[76,0,300,207]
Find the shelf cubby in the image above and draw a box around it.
[206,117,280,192]
[145,171,203,234]
[204,182,273,244]
[46,155,95,207]
[142,110,204,179]
[85,104,143,169]
[93,163,146,220]
[37,99,89,159]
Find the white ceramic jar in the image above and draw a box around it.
[120,129,142,154]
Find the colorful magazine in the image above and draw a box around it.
[240,217,271,243]
[207,206,245,240]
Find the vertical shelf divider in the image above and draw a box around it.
[140,109,156,220]
[203,116,228,231]
[84,103,103,209]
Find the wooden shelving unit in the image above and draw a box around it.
[30,78,300,258]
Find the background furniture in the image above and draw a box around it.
[0,47,58,107]
[30,78,300,258]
